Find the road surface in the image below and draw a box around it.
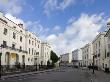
[0,67,92,82]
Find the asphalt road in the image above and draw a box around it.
[0,67,92,82]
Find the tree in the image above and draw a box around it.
[50,51,59,64]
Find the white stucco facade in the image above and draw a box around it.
[60,53,72,64]
[92,32,107,70]
[104,23,110,70]
[81,43,93,67]
[72,49,82,66]
[41,42,51,65]
[0,12,51,67]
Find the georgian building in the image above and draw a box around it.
[0,12,51,68]
[0,12,27,67]
[104,22,110,70]
[81,43,93,67]
[41,42,51,65]
[92,32,107,70]
[25,31,41,65]
[60,53,72,65]
[72,49,82,67]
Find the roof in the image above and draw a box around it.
[105,28,110,37]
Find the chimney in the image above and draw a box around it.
[107,22,110,29]
[18,23,23,28]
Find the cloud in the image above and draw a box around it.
[4,13,50,37]
[43,0,75,16]
[45,13,107,55]
[59,0,74,10]
[0,0,23,15]
[26,21,50,36]
[53,25,60,31]
[4,12,108,56]
[5,13,25,25]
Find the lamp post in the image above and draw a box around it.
[93,55,95,74]
[0,46,2,79]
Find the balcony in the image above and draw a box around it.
[1,44,27,53]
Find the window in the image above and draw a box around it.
[35,42,36,46]
[13,32,16,39]
[34,50,36,55]
[3,28,7,35]
[20,46,22,50]
[28,58,30,61]
[29,39,31,44]
[12,44,15,49]
[20,36,22,42]
[31,58,33,61]
[32,48,33,55]
[13,26,16,29]
[99,41,100,47]
[3,41,7,47]
[32,41,34,45]
[29,48,30,54]
[38,45,39,48]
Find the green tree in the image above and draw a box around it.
[50,51,59,64]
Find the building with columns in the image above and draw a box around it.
[41,42,51,65]
[0,12,52,68]
[104,22,110,70]
[81,43,93,67]
[0,12,27,68]
[60,53,72,66]
[25,31,41,65]
[92,32,107,70]
[72,49,82,67]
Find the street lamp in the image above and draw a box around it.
[0,46,2,79]
[93,55,95,74]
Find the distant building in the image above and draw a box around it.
[72,49,82,67]
[41,42,51,65]
[81,43,93,67]
[92,32,107,70]
[60,53,72,65]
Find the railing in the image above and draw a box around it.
[1,45,27,53]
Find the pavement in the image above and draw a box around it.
[0,67,110,82]
[1,68,57,79]
[88,69,110,82]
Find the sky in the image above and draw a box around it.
[0,0,110,55]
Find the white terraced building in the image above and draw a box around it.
[60,53,72,66]
[81,43,93,67]
[25,31,41,65]
[92,32,107,70]
[0,12,51,68]
[72,49,82,67]
[104,22,110,70]
[41,42,51,65]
